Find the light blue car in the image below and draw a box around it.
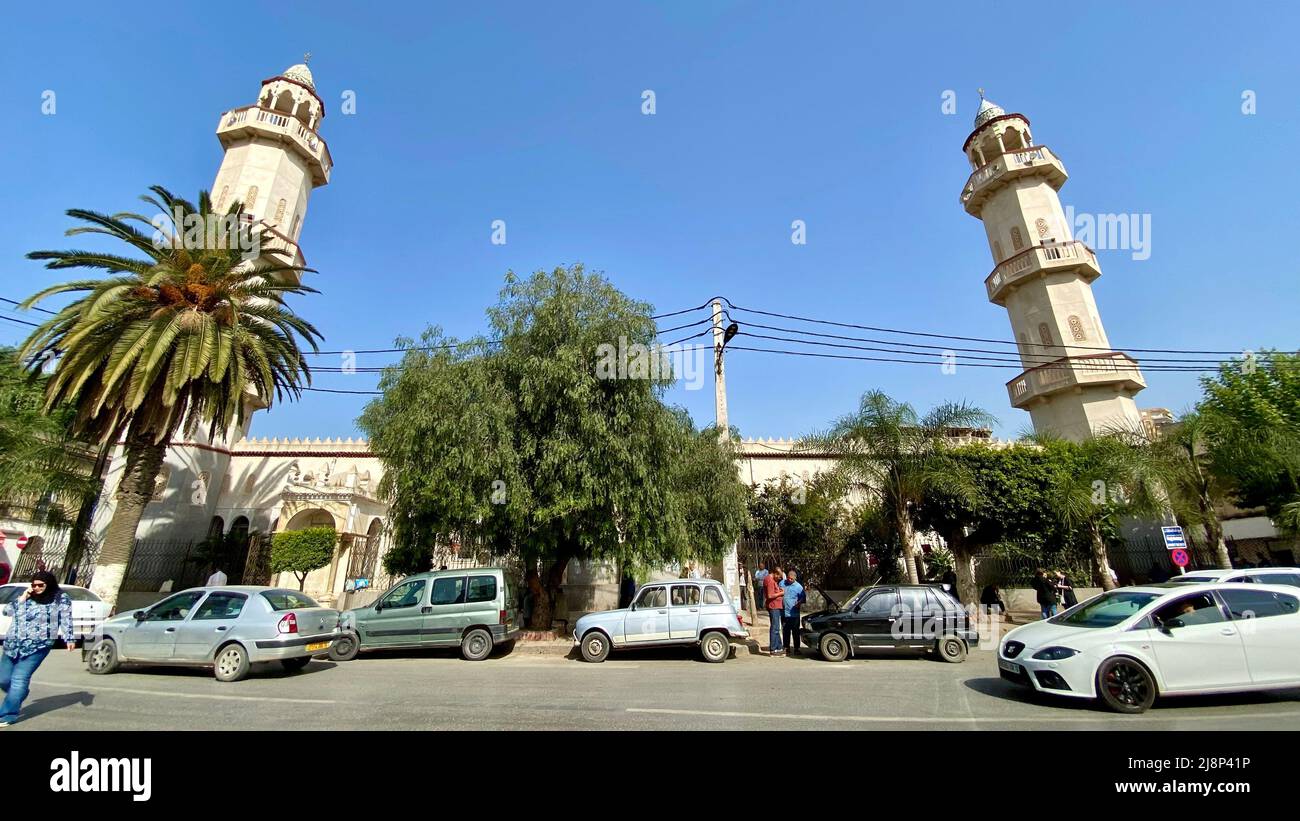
[573,579,748,663]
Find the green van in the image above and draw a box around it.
[331,568,521,661]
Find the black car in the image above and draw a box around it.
[801,584,978,663]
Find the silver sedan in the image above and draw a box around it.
[87,586,340,682]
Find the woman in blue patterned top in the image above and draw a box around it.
[1,570,75,725]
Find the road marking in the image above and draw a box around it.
[35,681,338,705]
[627,707,1300,724]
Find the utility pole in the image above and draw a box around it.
[711,299,729,438]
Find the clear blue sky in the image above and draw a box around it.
[2,2,1297,441]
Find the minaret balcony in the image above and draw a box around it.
[961,145,1066,216]
[216,106,333,186]
[1006,352,1147,410]
[985,241,1100,305]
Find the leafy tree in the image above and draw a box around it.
[804,390,993,584]
[16,186,321,608]
[271,527,337,590]
[360,265,748,628]
[1137,411,1233,568]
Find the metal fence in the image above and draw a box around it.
[11,533,100,588]
[121,533,273,592]
[737,537,882,590]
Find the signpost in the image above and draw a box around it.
[1162,526,1188,574]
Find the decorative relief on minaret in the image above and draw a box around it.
[1038,322,1054,347]
[1035,218,1050,238]
[245,185,259,214]
[1010,226,1024,251]
[274,199,286,225]
[993,240,1004,261]
[1068,315,1087,341]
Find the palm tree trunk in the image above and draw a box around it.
[89,434,168,611]
[63,443,111,583]
[1198,491,1231,569]
[1090,523,1116,591]
[899,514,919,584]
[949,534,978,605]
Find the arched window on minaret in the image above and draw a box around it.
[273,89,294,114]
[1038,322,1055,348]
[993,240,1004,261]
[273,198,286,226]
[244,185,259,215]
[1010,226,1024,251]
[1017,332,1030,360]
[216,185,229,212]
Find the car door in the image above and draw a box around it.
[362,578,428,647]
[1218,588,1300,685]
[669,584,702,639]
[849,588,899,650]
[119,591,206,660]
[1147,591,1251,692]
[172,591,249,661]
[624,585,669,644]
[895,587,934,647]
[420,575,467,645]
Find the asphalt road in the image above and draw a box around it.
[10,643,1300,731]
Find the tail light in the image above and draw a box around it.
[278,613,298,634]
[499,609,507,625]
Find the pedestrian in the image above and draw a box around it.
[1107,566,1120,587]
[0,571,76,726]
[206,567,228,586]
[781,570,805,656]
[941,568,959,602]
[1056,570,1077,609]
[687,562,702,580]
[980,583,1007,617]
[1032,568,1057,620]
[763,565,785,656]
[618,573,637,609]
[754,561,769,592]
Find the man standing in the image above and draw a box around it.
[1032,568,1057,620]
[763,565,785,656]
[781,569,805,656]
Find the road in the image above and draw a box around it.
[11,643,1300,730]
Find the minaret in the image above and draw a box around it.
[960,93,1145,441]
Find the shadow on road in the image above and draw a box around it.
[964,676,1300,714]
[20,690,94,721]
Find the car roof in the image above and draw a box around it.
[405,567,508,580]
[1112,581,1298,595]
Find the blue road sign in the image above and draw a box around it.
[1161,526,1186,549]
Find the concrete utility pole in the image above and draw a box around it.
[711,299,729,437]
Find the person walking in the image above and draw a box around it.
[763,565,786,656]
[1032,568,1058,620]
[1055,570,1078,609]
[980,583,1007,618]
[0,571,76,726]
[618,573,637,609]
[781,570,805,656]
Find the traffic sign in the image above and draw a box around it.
[15,534,27,550]
[1161,526,1186,550]
[0,532,5,548]
[1171,548,1190,568]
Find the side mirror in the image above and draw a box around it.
[1166,617,1185,630]
[374,602,383,612]
[133,611,146,621]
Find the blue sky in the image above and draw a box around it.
[2,2,1297,441]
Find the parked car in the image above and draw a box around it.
[1169,567,1300,587]
[86,586,339,682]
[0,583,110,643]
[573,579,748,663]
[998,582,1300,713]
[801,584,978,663]
[331,567,520,662]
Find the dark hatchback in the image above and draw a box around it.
[802,584,979,663]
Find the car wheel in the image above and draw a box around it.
[936,636,967,663]
[580,631,610,663]
[820,633,850,662]
[700,631,730,663]
[329,632,360,661]
[281,656,312,673]
[214,643,251,682]
[86,638,120,675]
[461,628,493,661]
[1096,656,1157,714]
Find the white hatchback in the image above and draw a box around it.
[998,583,1300,713]
[0,583,111,643]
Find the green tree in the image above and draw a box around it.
[359,265,747,628]
[271,527,337,590]
[1138,411,1233,568]
[804,390,993,584]
[17,186,321,608]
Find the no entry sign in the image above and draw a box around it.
[15,534,28,550]
[1171,548,1190,568]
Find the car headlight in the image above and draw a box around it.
[1032,646,1079,661]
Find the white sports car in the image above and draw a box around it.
[998,582,1300,713]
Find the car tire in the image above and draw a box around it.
[214,643,251,682]
[461,628,493,661]
[580,631,610,663]
[329,632,361,661]
[1096,656,1157,714]
[936,636,967,663]
[86,638,120,675]
[820,633,850,662]
[700,631,730,663]
[281,656,312,673]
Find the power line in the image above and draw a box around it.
[0,314,41,328]
[0,297,57,316]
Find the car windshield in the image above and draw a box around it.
[840,587,869,611]
[1049,591,1161,628]
[261,591,320,611]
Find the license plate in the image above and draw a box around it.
[305,642,330,652]
[999,659,1021,674]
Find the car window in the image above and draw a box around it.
[466,575,497,604]
[1153,593,1225,627]
[62,588,102,602]
[146,591,205,621]
[430,577,466,606]
[703,586,725,605]
[1173,575,1216,584]
[262,591,320,611]
[193,592,248,620]
[0,587,21,604]
[636,586,666,609]
[1053,591,1161,628]
[381,579,427,609]
[898,588,930,615]
[1260,573,1300,589]
[670,585,701,606]
[858,590,898,618]
[1220,589,1300,620]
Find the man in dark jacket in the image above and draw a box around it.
[1032,568,1058,620]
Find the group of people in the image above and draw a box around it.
[1032,568,1079,619]
[752,562,805,656]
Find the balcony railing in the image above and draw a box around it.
[985,240,1099,303]
[961,145,1066,214]
[1006,352,1146,408]
[217,106,333,182]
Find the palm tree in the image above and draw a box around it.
[1145,411,1233,568]
[805,390,993,584]
[17,186,322,608]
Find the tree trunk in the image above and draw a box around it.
[899,514,919,585]
[1090,523,1116,591]
[89,434,168,611]
[63,444,111,583]
[1199,491,1231,569]
[949,534,978,606]
[527,547,576,630]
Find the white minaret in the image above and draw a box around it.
[960,93,1145,441]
